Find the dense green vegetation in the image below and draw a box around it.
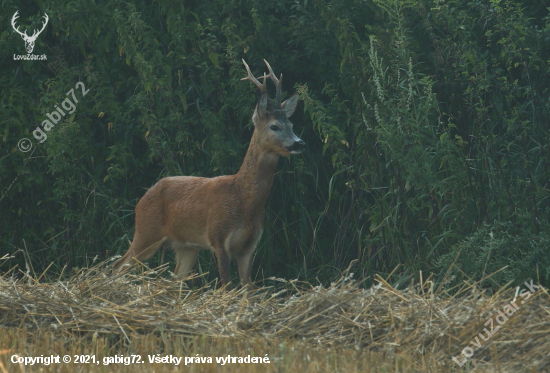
[1,0,549,288]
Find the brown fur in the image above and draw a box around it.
[112,60,304,289]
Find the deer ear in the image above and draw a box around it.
[281,93,299,118]
[252,91,269,126]
[257,91,269,118]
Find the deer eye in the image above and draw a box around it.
[270,125,281,132]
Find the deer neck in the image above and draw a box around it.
[235,131,279,220]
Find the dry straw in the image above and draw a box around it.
[0,254,549,372]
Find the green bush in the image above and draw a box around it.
[437,218,550,287]
[1,0,549,289]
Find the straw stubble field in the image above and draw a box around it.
[0,255,548,372]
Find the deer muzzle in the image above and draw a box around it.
[287,138,306,154]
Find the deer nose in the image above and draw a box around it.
[287,139,306,153]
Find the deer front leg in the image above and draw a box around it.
[216,247,232,289]
[236,229,262,289]
[237,249,254,289]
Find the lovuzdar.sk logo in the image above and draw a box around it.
[11,11,48,60]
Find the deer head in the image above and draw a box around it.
[241,59,305,157]
[11,11,49,54]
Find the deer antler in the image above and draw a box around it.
[242,59,285,104]
[11,11,26,38]
[263,59,283,104]
[241,59,267,92]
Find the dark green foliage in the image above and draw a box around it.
[1,0,549,288]
[436,218,550,288]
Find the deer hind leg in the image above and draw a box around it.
[112,234,168,273]
[173,243,200,279]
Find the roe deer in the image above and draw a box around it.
[112,59,305,289]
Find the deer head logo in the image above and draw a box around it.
[11,11,49,54]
